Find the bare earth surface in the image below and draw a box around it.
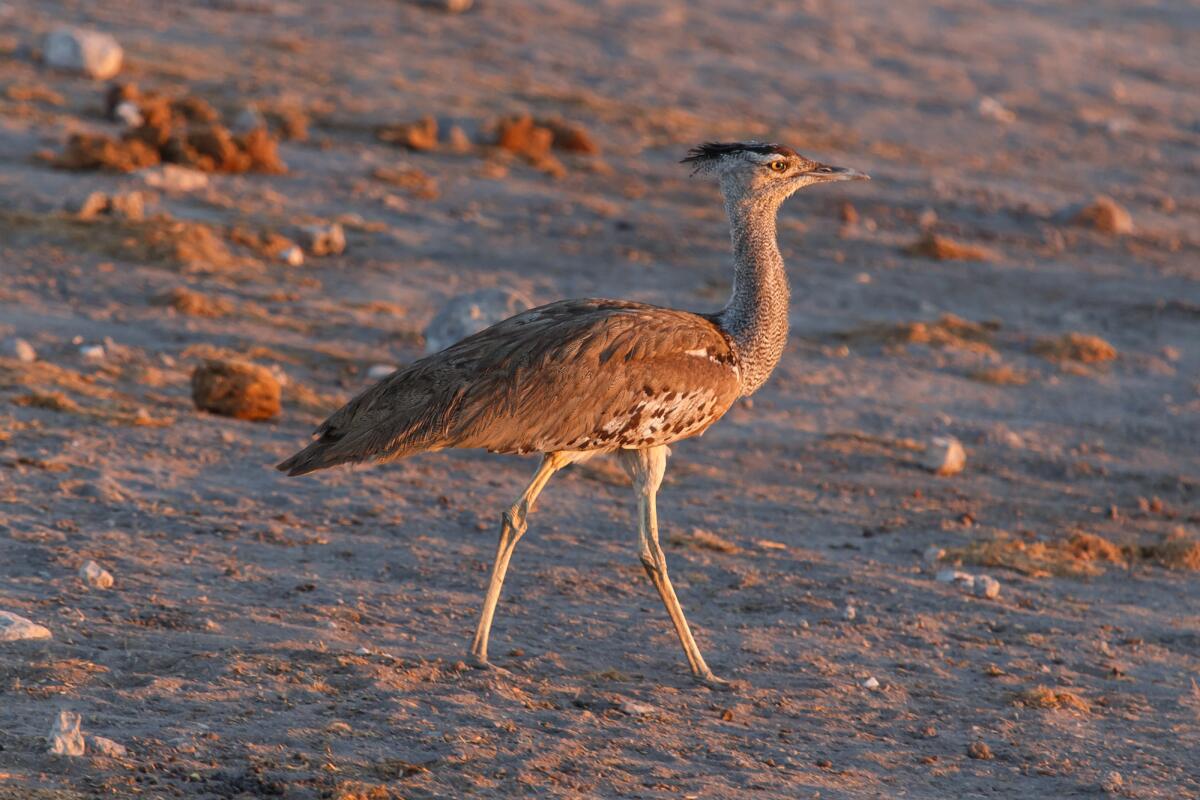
[2,1,1199,797]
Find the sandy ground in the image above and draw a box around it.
[1,1,1199,797]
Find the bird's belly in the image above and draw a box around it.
[549,388,730,453]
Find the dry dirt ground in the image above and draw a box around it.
[2,1,1199,798]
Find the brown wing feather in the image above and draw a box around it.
[276,299,741,475]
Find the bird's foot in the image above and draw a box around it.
[466,653,515,678]
[695,671,737,692]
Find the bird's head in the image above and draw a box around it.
[682,141,868,206]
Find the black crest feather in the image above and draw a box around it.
[681,141,797,170]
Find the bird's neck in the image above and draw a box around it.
[718,195,789,396]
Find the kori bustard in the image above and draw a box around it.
[278,142,868,685]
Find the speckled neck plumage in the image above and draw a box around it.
[718,194,789,396]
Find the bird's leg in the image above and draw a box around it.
[620,446,726,687]
[469,452,564,669]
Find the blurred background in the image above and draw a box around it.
[1,1,1198,798]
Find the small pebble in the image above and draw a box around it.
[78,560,114,589]
[48,710,85,757]
[1101,771,1124,793]
[842,605,857,621]
[79,344,105,361]
[922,436,966,476]
[367,364,397,380]
[424,288,532,354]
[3,337,36,363]
[618,699,658,716]
[863,676,880,690]
[922,545,945,565]
[113,99,142,127]
[279,245,305,267]
[977,96,1016,123]
[974,574,1001,600]
[0,610,52,641]
[299,223,346,257]
[140,164,209,193]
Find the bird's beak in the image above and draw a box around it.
[815,165,870,182]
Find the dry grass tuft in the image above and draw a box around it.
[160,287,235,317]
[12,391,82,413]
[669,528,740,554]
[1142,530,1200,571]
[904,232,994,261]
[1013,686,1091,713]
[841,314,998,354]
[331,781,394,800]
[968,364,1031,385]
[948,531,1129,578]
[1033,333,1117,364]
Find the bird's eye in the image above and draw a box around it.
[768,160,788,173]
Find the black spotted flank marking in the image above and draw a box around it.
[681,141,798,168]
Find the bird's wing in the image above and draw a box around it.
[277,299,741,474]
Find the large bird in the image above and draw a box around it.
[278,142,868,685]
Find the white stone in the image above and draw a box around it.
[79,344,105,361]
[618,699,657,716]
[43,27,123,79]
[0,610,51,641]
[114,99,142,128]
[974,575,1001,600]
[300,223,346,256]
[842,605,857,621]
[936,569,974,589]
[863,676,880,690]
[280,245,305,267]
[88,735,127,758]
[424,288,532,354]
[367,364,397,380]
[923,436,966,476]
[79,560,114,589]
[3,337,36,363]
[140,164,209,193]
[48,710,85,756]
[977,96,1015,124]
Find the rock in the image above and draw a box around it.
[367,364,397,380]
[966,741,993,760]
[113,99,143,128]
[43,28,123,80]
[977,96,1016,123]
[78,560,114,589]
[140,164,209,192]
[863,676,880,690]
[541,118,599,154]
[446,124,472,153]
[3,337,36,363]
[79,344,106,361]
[839,201,859,225]
[1073,195,1133,235]
[190,359,281,421]
[70,191,111,220]
[0,610,51,641]
[973,574,1001,600]
[88,736,127,758]
[936,568,974,588]
[279,244,305,267]
[299,223,346,257]
[922,545,945,565]
[618,699,657,716]
[48,710,85,756]
[922,436,965,476]
[424,288,533,354]
[1101,771,1123,794]
[842,605,857,621]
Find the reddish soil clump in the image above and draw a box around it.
[191,359,281,421]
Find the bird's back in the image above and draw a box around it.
[277,298,742,475]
